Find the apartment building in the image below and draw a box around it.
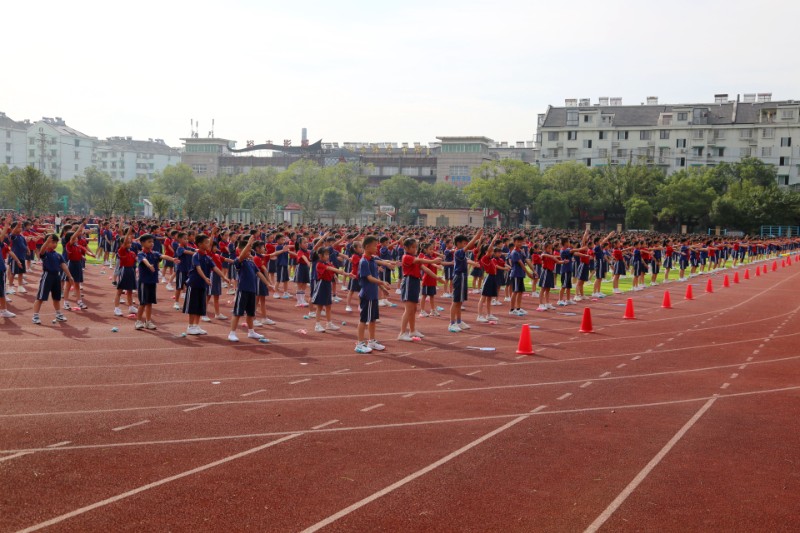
[94,137,181,181]
[0,112,29,168]
[25,117,95,180]
[536,94,800,186]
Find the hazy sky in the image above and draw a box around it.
[4,0,799,148]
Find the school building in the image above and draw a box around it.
[535,93,800,186]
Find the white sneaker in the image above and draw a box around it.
[228,331,239,342]
[273,293,281,299]
[63,301,71,310]
[227,289,236,295]
[613,289,622,294]
[487,314,498,321]
[221,282,228,288]
[282,293,292,299]
[314,323,326,333]
[503,297,511,302]
[6,287,15,295]
[411,330,425,338]
[566,300,577,305]
[491,299,499,306]
[216,314,228,320]
[0,309,16,318]
[397,332,413,341]
[145,321,157,330]
[536,305,548,312]
[546,304,556,310]
[128,306,138,314]
[263,318,276,326]
[476,315,489,323]
[201,316,211,322]
[17,286,27,294]
[173,303,181,310]
[443,293,452,298]
[114,307,123,317]
[332,296,342,303]
[355,342,373,354]
[326,322,341,331]
[187,326,205,335]
[518,308,528,315]
[448,324,461,333]
[165,283,175,291]
[458,322,471,330]
[307,311,316,318]
[419,311,429,318]
[345,306,353,312]
[367,339,385,351]
[532,292,540,298]
[557,300,567,306]
[573,296,582,302]
[247,330,264,340]
[135,320,145,330]
[395,288,402,295]
[254,320,264,327]
[378,299,387,307]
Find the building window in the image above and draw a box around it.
[780,156,787,166]
[660,130,670,140]
[781,137,792,147]
[111,162,116,169]
[616,149,628,158]
[583,115,592,123]
[74,139,80,147]
[692,130,704,139]
[677,112,688,121]
[566,110,578,126]
[781,110,794,119]
[6,157,10,164]
[598,148,608,158]
[660,114,673,126]
[716,148,725,157]
[586,158,592,166]
[583,140,592,149]
[5,143,10,152]
[50,149,57,157]
[692,147,704,157]
[740,129,753,139]
[191,164,207,174]
[74,164,79,171]
[640,131,651,141]
[598,131,607,140]
[761,147,772,157]
[567,148,577,157]
[548,149,559,158]
[617,131,629,140]
[676,139,687,148]
[762,128,775,139]
[547,132,559,142]
[740,147,751,157]
[101,162,107,169]
[29,137,35,145]
[74,151,80,159]
[567,131,578,141]
[677,157,686,167]
[29,149,35,157]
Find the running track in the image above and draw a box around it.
[1,259,799,532]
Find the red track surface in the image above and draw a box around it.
[1,260,799,532]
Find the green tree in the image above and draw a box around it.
[213,185,240,222]
[155,164,195,197]
[535,189,571,228]
[73,167,114,213]
[151,194,172,219]
[114,182,138,216]
[655,169,716,231]
[9,166,54,215]
[279,160,330,222]
[378,174,421,224]
[0,165,14,208]
[544,161,597,226]
[321,187,343,212]
[624,196,654,229]
[465,160,542,225]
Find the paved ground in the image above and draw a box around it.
[1,258,799,532]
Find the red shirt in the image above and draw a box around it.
[296,248,310,266]
[530,253,542,266]
[350,253,361,276]
[253,254,266,271]
[117,246,137,267]
[210,253,223,270]
[402,253,422,278]
[479,254,497,275]
[580,249,593,264]
[164,238,174,257]
[316,261,335,281]
[542,255,556,271]
[1,242,9,260]
[65,242,84,262]
[612,248,624,261]
[421,254,437,286]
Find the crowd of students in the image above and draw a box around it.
[2,215,797,353]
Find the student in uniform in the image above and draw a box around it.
[135,234,179,330]
[448,228,483,333]
[113,227,138,317]
[289,236,312,308]
[476,235,502,323]
[508,235,531,316]
[273,233,292,299]
[183,234,226,335]
[63,221,94,310]
[398,238,442,341]
[7,222,32,295]
[418,241,443,317]
[31,234,74,325]
[344,239,363,313]
[202,239,231,322]
[0,217,21,318]
[355,235,392,354]
[229,233,269,342]
[442,239,454,298]
[172,232,195,310]
[311,247,353,333]
[536,241,565,311]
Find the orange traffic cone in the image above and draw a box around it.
[661,290,672,309]
[623,298,636,319]
[723,274,730,288]
[756,267,761,277]
[764,264,769,274]
[781,260,786,268]
[706,278,714,293]
[579,307,593,333]
[516,324,535,355]
[733,272,740,284]
[744,269,750,280]
[685,284,694,300]
[772,261,778,271]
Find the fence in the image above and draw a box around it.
[760,226,800,237]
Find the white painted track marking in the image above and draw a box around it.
[311,420,339,430]
[240,389,266,397]
[583,397,717,533]
[360,404,384,412]
[111,420,149,432]
[557,393,572,401]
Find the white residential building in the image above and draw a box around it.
[26,117,95,181]
[94,137,181,181]
[536,93,800,186]
[0,112,30,168]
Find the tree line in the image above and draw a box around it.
[0,157,798,233]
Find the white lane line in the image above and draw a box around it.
[753,350,760,355]
[437,380,454,387]
[360,404,384,412]
[600,372,612,378]
[617,363,627,369]
[311,420,339,430]
[730,373,739,379]
[720,383,730,389]
[656,343,664,348]
[182,405,208,413]
[739,365,747,370]
[364,360,383,366]
[111,420,150,431]
[746,357,754,362]
[16,434,302,533]
[466,370,482,376]
[557,393,572,401]
[289,379,311,385]
[332,369,350,374]
[47,441,71,448]
[759,344,765,348]
[422,347,437,352]
[631,356,641,361]
[300,415,531,533]
[402,393,416,398]
[530,405,548,413]
[583,397,717,533]
[580,381,593,389]
[667,338,674,341]
[515,355,528,360]
[240,389,266,397]
[0,451,32,463]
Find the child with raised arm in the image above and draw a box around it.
[0,216,21,318]
[312,247,354,333]
[135,234,179,330]
[398,238,442,341]
[114,227,138,317]
[183,234,226,335]
[355,236,393,353]
[229,233,270,342]
[31,234,74,325]
[448,228,483,332]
